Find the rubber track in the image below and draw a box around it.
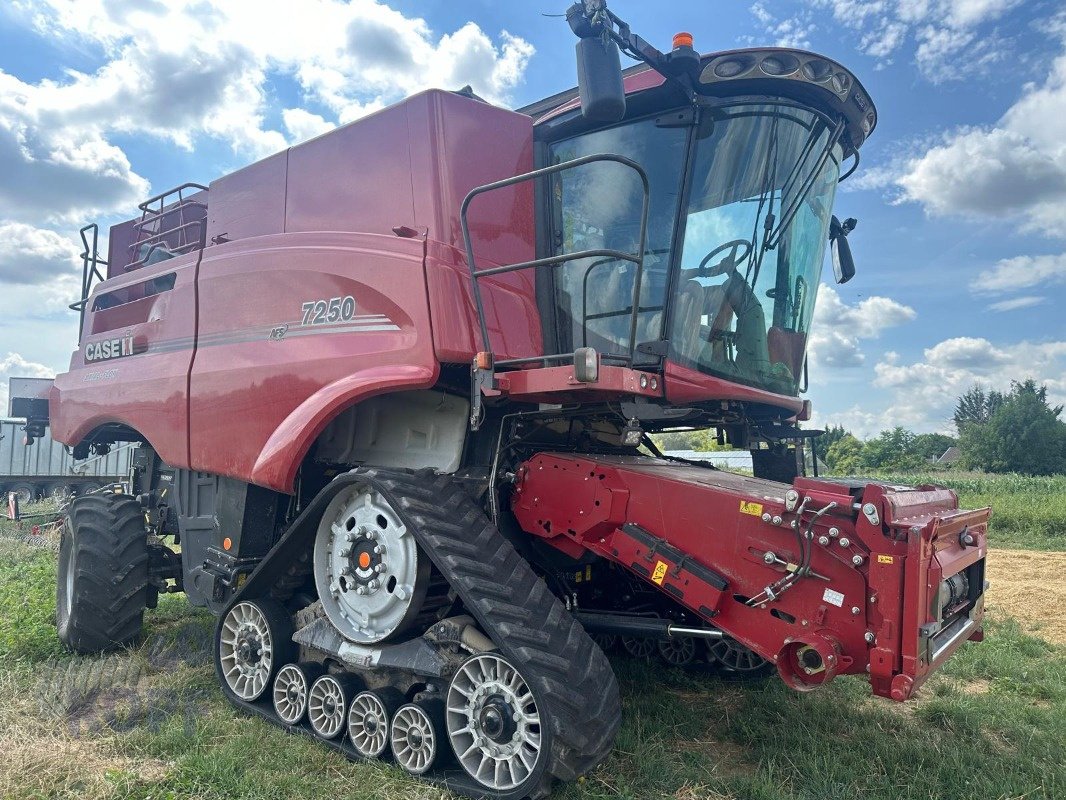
[357,468,622,787]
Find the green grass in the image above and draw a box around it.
[0,539,1063,800]
[863,472,1066,551]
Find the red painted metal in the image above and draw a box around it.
[51,90,540,489]
[494,364,662,403]
[511,453,989,700]
[663,359,806,416]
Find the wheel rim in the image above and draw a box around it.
[391,705,437,775]
[348,691,390,758]
[218,601,275,700]
[708,638,768,672]
[446,653,542,791]
[313,486,427,644]
[658,635,698,666]
[622,636,656,659]
[273,665,309,724]
[62,517,75,620]
[308,675,347,738]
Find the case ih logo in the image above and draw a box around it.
[84,334,134,362]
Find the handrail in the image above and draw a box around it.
[70,223,108,340]
[135,182,208,214]
[460,153,651,369]
[127,182,209,270]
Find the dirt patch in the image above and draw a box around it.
[985,548,1066,644]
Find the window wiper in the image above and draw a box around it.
[762,117,844,252]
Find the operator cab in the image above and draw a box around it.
[523,38,874,412]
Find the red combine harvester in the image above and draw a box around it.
[15,3,989,797]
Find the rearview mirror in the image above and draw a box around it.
[829,216,857,284]
[575,36,626,122]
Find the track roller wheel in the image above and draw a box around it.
[308,673,362,739]
[707,637,775,680]
[216,599,296,702]
[621,636,656,659]
[348,687,404,759]
[272,662,324,725]
[658,635,701,667]
[391,699,446,776]
[591,633,619,652]
[446,652,550,795]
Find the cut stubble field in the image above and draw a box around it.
[0,477,1062,800]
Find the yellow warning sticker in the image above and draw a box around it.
[651,560,668,585]
[740,500,764,516]
[877,554,895,564]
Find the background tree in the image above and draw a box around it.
[954,385,1005,432]
[913,432,957,463]
[960,379,1066,475]
[861,427,925,470]
[825,434,864,474]
[818,424,849,452]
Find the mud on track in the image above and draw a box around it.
[985,548,1066,644]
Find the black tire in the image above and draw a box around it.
[9,483,36,505]
[57,493,149,653]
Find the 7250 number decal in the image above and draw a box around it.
[301,296,356,325]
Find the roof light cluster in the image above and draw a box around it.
[697,48,877,149]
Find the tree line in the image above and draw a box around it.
[827,379,1065,476]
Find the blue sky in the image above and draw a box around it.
[1,0,1063,437]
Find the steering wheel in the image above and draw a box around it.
[698,239,753,277]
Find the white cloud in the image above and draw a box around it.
[0,222,80,285]
[808,285,917,368]
[749,3,815,49]
[282,109,335,144]
[811,0,1020,79]
[893,29,1066,237]
[871,336,1066,431]
[974,253,1066,293]
[987,295,1045,312]
[0,351,55,416]
[0,0,534,226]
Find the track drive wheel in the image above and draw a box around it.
[57,493,149,653]
[446,652,550,796]
[215,599,296,702]
[391,699,446,776]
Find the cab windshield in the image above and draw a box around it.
[548,100,842,397]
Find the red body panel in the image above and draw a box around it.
[51,252,199,467]
[188,232,438,490]
[51,90,542,488]
[512,453,989,700]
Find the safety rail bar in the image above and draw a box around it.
[127,182,208,271]
[70,223,108,340]
[460,153,650,369]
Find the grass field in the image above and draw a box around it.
[865,472,1066,551]
[0,477,1063,800]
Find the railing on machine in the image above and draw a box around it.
[70,223,109,339]
[127,182,208,270]
[460,153,650,371]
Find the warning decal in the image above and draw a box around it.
[651,560,668,585]
[739,500,764,516]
